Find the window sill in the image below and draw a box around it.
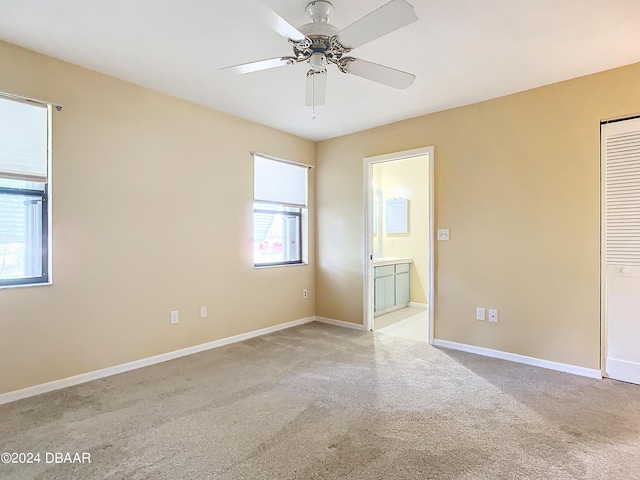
[0,281,52,290]
[254,262,308,270]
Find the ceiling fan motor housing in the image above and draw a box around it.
[299,22,339,38]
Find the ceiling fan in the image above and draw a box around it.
[222,0,418,114]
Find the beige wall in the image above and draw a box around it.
[373,157,429,303]
[316,61,640,369]
[0,41,315,394]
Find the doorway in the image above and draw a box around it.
[363,147,434,343]
[601,117,640,385]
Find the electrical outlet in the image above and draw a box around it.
[170,310,179,324]
[200,306,208,319]
[489,309,498,323]
[476,307,485,321]
[303,289,308,299]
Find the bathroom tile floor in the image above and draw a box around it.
[374,305,429,343]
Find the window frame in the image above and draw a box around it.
[252,153,310,269]
[253,202,303,268]
[0,96,52,288]
[0,184,49,286]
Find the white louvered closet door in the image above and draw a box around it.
[602,117,640,385]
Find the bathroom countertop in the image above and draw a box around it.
[372,257,413,267]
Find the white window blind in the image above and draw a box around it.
[254,154,308,207]
[0,97,48,182]
[603,118,640,266]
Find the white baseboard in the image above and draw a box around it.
[315,316,365,331]
[433,339,602,379]
[409,302,429,309]
[606,357,640,384]
[0,316,316,406]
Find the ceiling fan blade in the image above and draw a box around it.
[305,72,327,107]
[254,0,308,42]
[336,0,418,50]
[221,57,296,74]
[344,58,415,89]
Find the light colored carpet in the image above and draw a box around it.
[1,322,639,480]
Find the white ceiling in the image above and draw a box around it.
[1,0,640,141]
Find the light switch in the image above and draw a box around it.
[437,229,450,241]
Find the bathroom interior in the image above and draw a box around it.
[372,155,429,342]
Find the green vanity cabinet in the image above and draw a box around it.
[374,262,411,314]
[374,265,396,312]
[395,263,410,305]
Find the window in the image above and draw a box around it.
[253,153,308,267]
[0,97,50,287]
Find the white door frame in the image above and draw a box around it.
[601,121,608,378]
[363,146,435,343]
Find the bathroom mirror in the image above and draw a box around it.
[386,197,408,234]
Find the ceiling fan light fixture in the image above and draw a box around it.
[309,52,327,72]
